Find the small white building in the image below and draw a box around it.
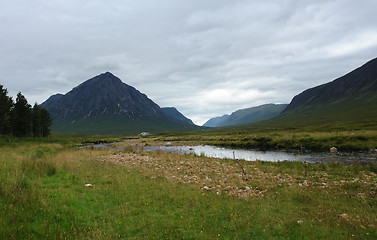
[139,132,151,137]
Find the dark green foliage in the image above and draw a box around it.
[0,85,13,135]
[32,103,42,137]
[11,92,32,137]
[40,108,52,137]
[33,104,52,137]
[0,86,51,138]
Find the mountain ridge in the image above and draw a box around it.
[162,107,195,125]
[257,57,377,127]
[283,57,377,113]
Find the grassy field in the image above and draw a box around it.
[157,122,377,152]
[1,136,376,239]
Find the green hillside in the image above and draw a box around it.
[204,104,287,127]
[255,57,377,129]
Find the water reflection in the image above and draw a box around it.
[144,145,377,164]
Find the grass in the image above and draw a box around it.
[1,137,376,239]
[157,127,377,152]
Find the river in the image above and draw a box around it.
[144,145,377,164]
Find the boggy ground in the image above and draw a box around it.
[100,140,377,232]
[1,137,377,239]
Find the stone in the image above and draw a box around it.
[84,184,93,188]
[330,147,338,153]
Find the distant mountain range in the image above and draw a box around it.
[267,57,377,127]
[204,57,377,128]
[41,72,196,135]
[41,57,377,134]
[203,114,230,128]
[203,104,288,127]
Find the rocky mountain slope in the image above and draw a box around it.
[41,72,197,135]
[263,57,377,127]
[162,107,195,125]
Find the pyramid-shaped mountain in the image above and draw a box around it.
[41,72,197,135]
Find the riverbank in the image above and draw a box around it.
[156,128,377,152]
[1,138,376,239]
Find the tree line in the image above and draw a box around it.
[0,84,52,137]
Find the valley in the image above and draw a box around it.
[2,1,377,239]
[1,57,376,239]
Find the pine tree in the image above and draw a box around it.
[11,92,32,137]
[40,108,52,137]
[32,103,42,137]
[0,85,14,135]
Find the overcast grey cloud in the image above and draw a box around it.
[1,0,377,125]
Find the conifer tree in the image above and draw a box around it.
[0,85,14,135]
[11,92,32,137]
[40,108,52,137]
[32,103,42,137]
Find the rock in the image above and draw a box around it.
[330,147,338,153]
[165,142,172,147]
[203,186,209,190]
[339,213,349,220]
[84,184,93,188]
[297,220,303,224]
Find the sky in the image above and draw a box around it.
[1,0,377,125]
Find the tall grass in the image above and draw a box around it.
[1,139,376,239]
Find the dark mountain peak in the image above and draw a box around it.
[98,71,122,82]
[40,72,198,134]
[41,73,165,122]
[76,72,124,89]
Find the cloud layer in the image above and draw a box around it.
[1,0,377,124]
